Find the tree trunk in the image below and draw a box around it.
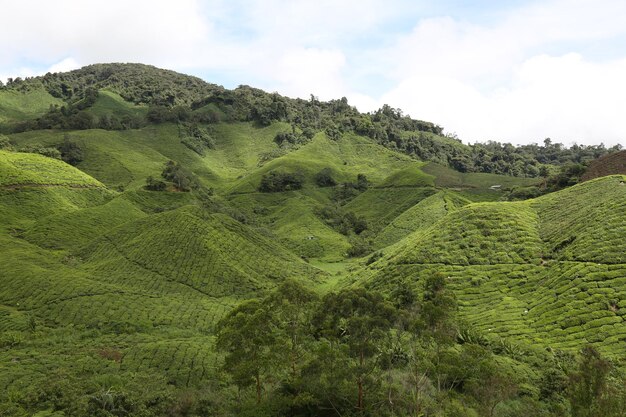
[358,377,363,412]
[256,373,261,405]
[357,349,364,412]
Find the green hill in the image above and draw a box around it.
[0,87,62,126]
[79,205,321,299]
[1,63,625,416]
[362,175,626,357]
[0,150,103,188]
[374,190,471,248]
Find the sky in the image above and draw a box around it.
[1,0,626,146]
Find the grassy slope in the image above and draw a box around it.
[88,89,149,120]
[2,88,624,404]
[227,133,426,194]
[422,162,539,201]
[226,133,441,259]
[374,191,472,248]
[79,205,321,299]
[0,150,103,187]
[532,175,626,264]
[362,175,626,356]
[0,150,326,395]
[0,87,62,125]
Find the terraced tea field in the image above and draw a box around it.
[1,87,623,414]
[362,175,626,357]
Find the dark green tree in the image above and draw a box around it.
[258,171,304,192]
[267,280,318,382]
[58,134,84,165]
[216,300,279,405]
[314,168,336,187]
[145,176,166,191]
[568,346,624,417]
[356,174,369,191]
[313,288,397,413]
[161,160,197,191]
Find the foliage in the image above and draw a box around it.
[314,167,337,187]
[180,122,215,155]
[161,160,198,191]
[1,63,625,417]
[0,134,11,150]
[144,175,166,191]
[346,235,373,257]
[331,173,370,202]
[216,299,279,403]
[317,203,368,235]
[567,346,626,417]
[58,134,84,165]
[258,170,304,192]
[5,64,621,179]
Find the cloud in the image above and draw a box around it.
[0,0,625,145]
[47,58,81,74]
[0,58,80,84]
[379,54,626,146]
[0,0,209,69]
[267,48,347,99]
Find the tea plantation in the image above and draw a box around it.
[0,64,625,416]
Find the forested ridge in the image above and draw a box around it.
[2,63,621,179]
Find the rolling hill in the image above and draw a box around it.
[0,63,624,416]
[362,175,626,356]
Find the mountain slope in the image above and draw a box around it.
[581,150,626,181]
[362,175,626,355]
[1,63,624,416]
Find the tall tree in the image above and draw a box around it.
[568,345,625,417]
[267,279,318,382]
[216,300,278,405]
[313,288,397,413]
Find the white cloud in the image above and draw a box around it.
[0,58,80,83]
[379,54,626,146]
[47,58,81,74]
[270,48,347,99]
[0,0,209,68]
[354,0,626,145]
[1,0,625,145]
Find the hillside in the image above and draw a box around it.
[362,175,626,356]
[0,63,625,416]
[581,149,626,181]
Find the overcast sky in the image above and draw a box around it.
[1,0,625,146]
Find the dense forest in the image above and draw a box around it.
[1,64,621,180]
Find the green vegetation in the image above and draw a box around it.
[259,170,304,192]
[0,150,102,187]
[0,63,624,416]
[3,64,621,177]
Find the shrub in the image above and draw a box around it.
[161,160,198,191]
[314,168,336,187]
[145,176,167,191]
[147,105,177,123]
[274,132,298,146]
[347,235,372,257]
[181,123,215,155]
[356,173,369,191]
[18,145,62,159]
[317,204,368,235]
[0,134,11,150]
[259,171,304,192]
[58,135,84,165]
[0,331,24,348]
